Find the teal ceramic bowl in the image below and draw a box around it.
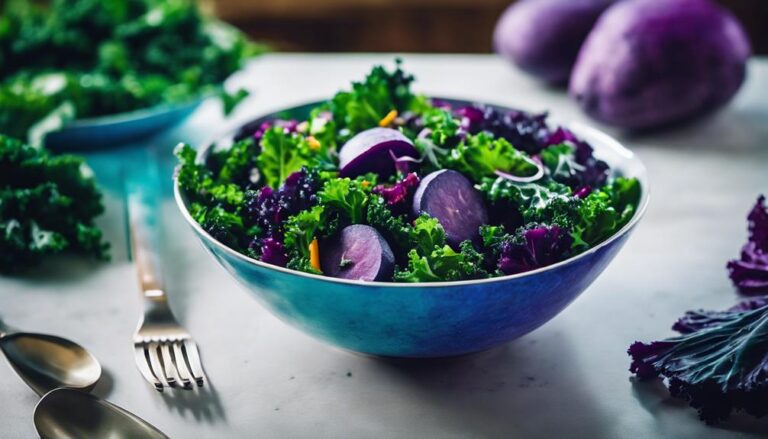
[174,99,649,358]
[44,99,202,151]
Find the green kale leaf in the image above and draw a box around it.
[393,215,488,282]
[0,134,108,273]
[445,133,539,183]
[330,58,421,139]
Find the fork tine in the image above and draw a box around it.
[159,343,180,388]
[171,342,193,388]
[146,342,167,391]
[182,340,206,386]
[134,345,163,391]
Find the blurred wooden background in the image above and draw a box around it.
[208,0,767,54]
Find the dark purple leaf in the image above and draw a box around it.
[630,302,768,424]
[728,195,768,295]
[497,224,572,275]
[453,105,551,155]
[373,172,420,215]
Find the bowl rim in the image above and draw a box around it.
[60,96,205,129]
[173,96,650,289]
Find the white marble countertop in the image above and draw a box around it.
[2,54,767,438]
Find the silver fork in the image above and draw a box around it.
[126,153,206,391]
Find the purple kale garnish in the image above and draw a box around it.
[372,172,420,215]
[243,167,321,264]
[254,236,289,267]
[454,105,551,155]
[497,224,572,275]
[542,127,609,191]
[727,195,768,295]
[629,302,768,424]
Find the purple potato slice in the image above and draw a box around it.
[339,128,418,178]
[320,225,395,281]
[412,170,488,247]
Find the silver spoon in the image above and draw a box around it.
[0,320,102,396]
[0,320,168,438]
[34,388,169,439]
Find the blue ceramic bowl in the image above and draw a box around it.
[174,99,649,358]
[44,99,202,151]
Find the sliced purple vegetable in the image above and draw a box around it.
[412,170,488,247]
[338,128,418,178]
[320,224,395,281]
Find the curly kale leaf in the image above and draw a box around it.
[444,133,539,183]
[330,58,421,138]
[317,176,374,224]
[257,127,320,189]
[365,196,413,260]
[393,215,488,282]
[727,195,768,295]
[478,177,577,226]
[394,241,488,283]
[0,0,262,141]
[571,177,640,251]
[629,302,768,424]
[0,134,108,273]
[480,223,572,276]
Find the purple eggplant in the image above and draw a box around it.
[412,170,488,247]
[320,224,395,281]
[338,128,418,178]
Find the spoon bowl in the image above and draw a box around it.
[0,333,102,396]
[34,388,169,439]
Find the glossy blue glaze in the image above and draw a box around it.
[174,99,649,358]
[45,100,201,151]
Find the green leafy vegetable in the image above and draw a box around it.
[317,177,373,224]
[445,133,539,183]
[257,127,319,189]
[572,177,640,251]
[330,58,424,139]
[394,215,488,282]
[0,134,108,273]
[0,0,264,142]
[395,241,488,283]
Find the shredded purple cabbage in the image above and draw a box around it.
[497,224,572,275]
[727,195,768,295]
[372,172,420,214]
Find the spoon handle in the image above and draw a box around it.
[125,149,166,299]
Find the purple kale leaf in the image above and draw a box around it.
[372,172,420,215]
[672,296,768,334]
[454,105,551,155]
[243,167,321,265]
[629,302,768,424]
[494,224,572,275]
[728,195,768,295]
[253,236,288,267]
[541,128,609,191]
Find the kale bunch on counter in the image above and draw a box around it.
[629,196,768,424]
[0,135,108,273]
[0,0,263,141]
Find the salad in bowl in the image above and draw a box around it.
[174,60,648,357]
[176,60,641,283]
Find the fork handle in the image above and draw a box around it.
[126,150,166,298]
